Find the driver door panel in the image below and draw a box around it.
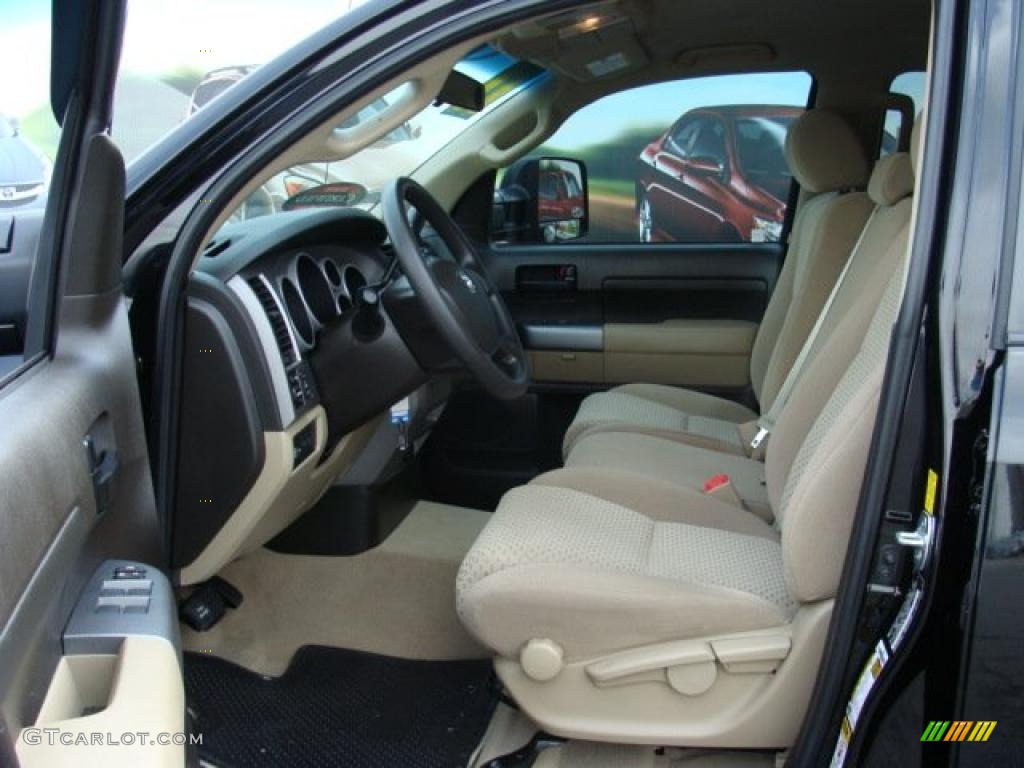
[0,134,179,768]
[0,2,183,763]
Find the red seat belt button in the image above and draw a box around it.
[703,473,730,493]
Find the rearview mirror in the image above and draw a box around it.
[437,69,485,112]
[493,157,589,244]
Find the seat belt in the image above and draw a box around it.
[750,205,880,452]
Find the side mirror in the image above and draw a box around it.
[494,156,589,244]
[685,155,725,178]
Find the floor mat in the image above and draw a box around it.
[185,646,497,768]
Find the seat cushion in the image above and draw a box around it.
[565,431,773,521]
[563,383,757,458]
[532,467,777,536]
[456,484,796,660]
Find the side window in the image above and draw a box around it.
[0,2,61,376]
[881,71,926,157]
[563,171,582,199]
[690,118,728,169]
[540,171,560,199]
[667,119,699,156]
[494,71,812,245]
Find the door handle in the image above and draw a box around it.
[84,417,120,516]
[654,154,681,179]
[515,264,577,293]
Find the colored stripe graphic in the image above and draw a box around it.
[968,722,997,742]
[922,720,997,742]
[944,721,972,741]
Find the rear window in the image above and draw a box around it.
[881,71,926,156]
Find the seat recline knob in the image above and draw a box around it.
[520,638,564,682]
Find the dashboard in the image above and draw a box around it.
[209,210,391,428]
[172,207,441,584]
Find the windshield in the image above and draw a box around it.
[222,45,546,225]
[1,0,356,212]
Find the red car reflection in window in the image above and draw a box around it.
[636,105,802,243]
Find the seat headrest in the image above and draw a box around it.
[867,153,914,206]
[910,113,923,177]
[785,109,870,194]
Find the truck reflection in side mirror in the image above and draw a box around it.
[493,156,589,244]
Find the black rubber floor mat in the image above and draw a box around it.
[184,646,497,768]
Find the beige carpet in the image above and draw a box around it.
[181,500,489,675]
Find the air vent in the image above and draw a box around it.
[247,275,298,367]
[203,238,232,258]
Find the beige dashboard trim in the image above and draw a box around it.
[179,407,382,586]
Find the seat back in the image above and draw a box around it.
[765,147,917,603]
[750,110,873,411]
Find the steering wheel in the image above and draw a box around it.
[382,177,528,400]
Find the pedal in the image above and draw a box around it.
[180,577,243,631]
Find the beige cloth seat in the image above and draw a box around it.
[457,469,791,661]
[456,120,923,747]
[459,271,907,656]
[459,259,905,651]
[456,266,908,746]
[568,430,774,518]
[563,149,916,513]
[563,109,874,458]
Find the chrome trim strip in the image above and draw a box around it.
[228,275,296,426]
[996,347,1024,464]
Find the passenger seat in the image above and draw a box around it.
[562,110,874,458]
[564,146,916,518]
[453,118,924,747]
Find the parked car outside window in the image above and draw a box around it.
[497,71,811,245]
[0,114,51,210]
[637,105,801,244]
